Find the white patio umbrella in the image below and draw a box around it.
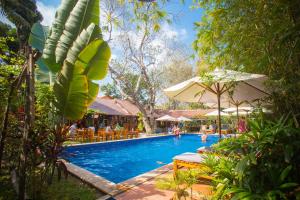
[205,101,253,120]
[205,110,229,116]
[231,111,251,115]
[223,107,253,112]
[177,116,192,121]
[156,115,178,121]
[164,68,269,138]
[223,106,253,118]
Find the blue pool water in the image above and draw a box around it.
[64,134,218,183]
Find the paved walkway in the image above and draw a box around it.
[114,171,174,200]
[114,171,213,200]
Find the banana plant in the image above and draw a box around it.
[29,0,111,120]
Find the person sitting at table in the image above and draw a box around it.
[105,125,112,132]
[88,126,95,133]
[114,123,121,131]
[167,126,172,134]
[69,122,77,136]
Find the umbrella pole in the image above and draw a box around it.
[217,86,222,138]
[236,104,239,138]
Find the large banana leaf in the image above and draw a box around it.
[76,39,111,80]
[54,61,89,120]
[37,0,110,121]
[42,0,100,72]
[87,81,99,105]
[66,23,100,64]
[42,0,77,72]
[29,22,51,72]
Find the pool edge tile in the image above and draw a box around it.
[60,159,174,198]
[60,159,118,195]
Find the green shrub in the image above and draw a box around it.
[207,116,300,199]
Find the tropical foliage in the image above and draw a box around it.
[199,116,300,199]
[1,0,110,199]
[193,0,300,125]
[30,0,111,121]
[101,82,122,99]
[0,0,42,46]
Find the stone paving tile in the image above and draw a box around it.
[117,164,172,191]
[114,171,175,200]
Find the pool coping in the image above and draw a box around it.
[60,159,173,198]
[60,159,118,195]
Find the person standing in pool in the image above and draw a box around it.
[173,123,180,136]
[201,133,207,142]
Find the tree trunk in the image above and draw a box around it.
[0,83,14,172]
[19,47,35,200]
[142,116,153,134]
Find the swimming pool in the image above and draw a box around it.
[64,134,218,183]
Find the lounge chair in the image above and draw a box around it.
[197,146,213,154]
[173,152,212,180]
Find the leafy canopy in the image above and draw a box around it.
[193,0,300,123]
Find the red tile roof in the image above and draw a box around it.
[90,96,214,118]
[89,96,140,116]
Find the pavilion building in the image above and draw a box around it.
[89,96,214,132]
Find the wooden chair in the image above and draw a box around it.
[96,130,104,142]
[75,129,85,142]
[132,130,139,138]
[104,131,114,141]
[121,130,128,139]
[87,128,95,142]
[173,153,213,181]
[127,131,133,139]
[115,130,121,140]
[82,129,89,142]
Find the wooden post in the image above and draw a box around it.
[173,160,178,179]
[235,104,239,138]
[217,83,222,139]
[19,47,35,200]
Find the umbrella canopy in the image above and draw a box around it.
[231,111,251,115]
[156,115,178,121]
[177,116,192,121]
[223,107,253,112]
[205,110,229,116]
[164,69,268,104]
[164,68,269,137]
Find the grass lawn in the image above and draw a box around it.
[38,175,99,200]
[0,170,16,200]
[0,169,103,200]
[63,140,81,145]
